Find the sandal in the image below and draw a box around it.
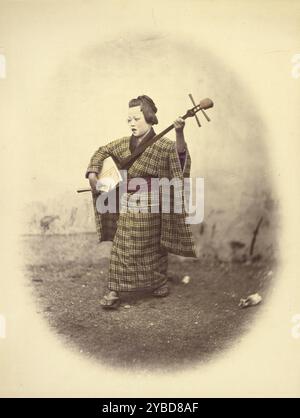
[100,291,120,309]
[152,284,169,297]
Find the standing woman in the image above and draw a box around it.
[86,95,196,309]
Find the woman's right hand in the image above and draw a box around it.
[88,172,98,194]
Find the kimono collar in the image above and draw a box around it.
[129,127,156,153]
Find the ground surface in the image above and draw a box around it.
[22,233,275,372]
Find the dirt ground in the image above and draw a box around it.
[22,233,275,372]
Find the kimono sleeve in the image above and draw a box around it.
[85,139,120,178]
[168,141,192,179]
[160,141,197,257]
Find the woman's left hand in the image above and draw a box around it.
[174,117,185,132]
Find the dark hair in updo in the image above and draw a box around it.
[128,95,158,125]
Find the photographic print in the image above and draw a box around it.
[0,0,300,398]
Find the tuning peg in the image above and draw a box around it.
[201,107,211,122]
[188,94,201,127]
[189,93,211,124]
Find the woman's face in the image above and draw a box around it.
[127,106,152,137]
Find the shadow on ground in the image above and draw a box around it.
[22,233,275,372]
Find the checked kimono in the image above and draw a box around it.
[86,128,197,292]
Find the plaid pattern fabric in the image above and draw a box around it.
[108,191,168,291]
[86,136,197,261]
